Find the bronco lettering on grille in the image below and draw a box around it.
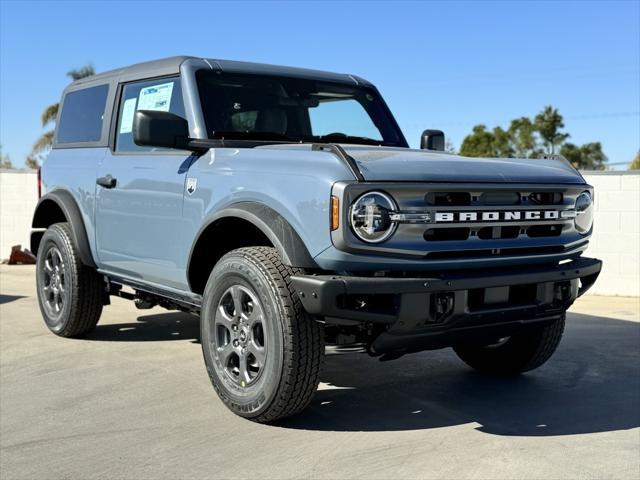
[434,210,562,223]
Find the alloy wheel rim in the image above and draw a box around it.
[42,246,66,317]
[213,285,267,387]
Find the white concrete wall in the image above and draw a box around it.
[0,170,38,260]
[0,170,638,296]
[581,172,640,297]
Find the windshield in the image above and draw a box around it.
[196,71,407,147]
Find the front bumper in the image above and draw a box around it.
[291,256,602,352]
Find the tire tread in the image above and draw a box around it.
[206,247,323,422]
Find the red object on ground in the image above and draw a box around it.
[8,245,36,265]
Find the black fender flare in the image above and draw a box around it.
[31,190,96,268]
[187,201,317,278]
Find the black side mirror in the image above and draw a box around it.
[420,129,445,151]
[133,110,190,150]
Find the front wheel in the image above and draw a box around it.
[200,247,324,422]
[453,315,566,375]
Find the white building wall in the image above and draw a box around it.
[0,170,638,296]
[581,172,640,297]
[0,170,38,260]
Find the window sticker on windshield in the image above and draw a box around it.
[137,82,174,112]
[119,98,137,134]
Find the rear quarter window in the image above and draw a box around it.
[56,84,109,144]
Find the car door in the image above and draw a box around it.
[95,76,193,289]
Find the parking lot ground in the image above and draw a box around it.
[1,264,639,480]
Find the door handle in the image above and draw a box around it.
[96,175,117,189]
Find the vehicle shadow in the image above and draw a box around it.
[82,308,639,437]
[277,312,640,436]
[86,312,200,343]
[0,294,26,305]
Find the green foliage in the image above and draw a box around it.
[41,103,59,127]
[67,64,95,81]
[32,64,95,157]
[459,125,496,157]
[629,152,640,170]
[534,106,569,155]
[508,117,539,158]
[560,142,607,170]
[32,131,54,155]
[492,126,513,158]
[0,144,13,169]
[25,154,42,170]
[459,105,607,170]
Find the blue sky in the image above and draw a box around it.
[1,0,638,168]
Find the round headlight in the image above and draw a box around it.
[575,191,594,234]
[350,191,397,243]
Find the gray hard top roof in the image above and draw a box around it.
[67,56,368,90]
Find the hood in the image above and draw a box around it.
[342,146,584,184]
[259,144,585,184]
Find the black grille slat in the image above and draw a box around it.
[479,192,521,206]
[424,228,470,241]
[477,226,520,240]
[425,192,471,206]
[527,224,563,238]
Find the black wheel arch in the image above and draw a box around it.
[31,189,96,268]
[187,202,317,293]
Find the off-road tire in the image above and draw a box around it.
[36,222,103,337]
[201,247,324,422]
[453,315,565,375]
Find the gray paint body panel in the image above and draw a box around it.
[183,147,353,264]
[40,147,105,263]
[94,150,194,288]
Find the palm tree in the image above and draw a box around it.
[32,64,96,156]
[534,106,570,155]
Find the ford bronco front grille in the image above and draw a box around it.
[333,182,592,263]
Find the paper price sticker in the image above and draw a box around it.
[138,82,175,112]
[119,98,138,134]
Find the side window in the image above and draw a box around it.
[115,77,185,153]
[57,84,109,144]
[309,99,383,140]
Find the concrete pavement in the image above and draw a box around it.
[1,265,639,479]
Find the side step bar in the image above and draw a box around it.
[101,272,202,313]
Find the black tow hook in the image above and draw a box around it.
[368,342,406,362]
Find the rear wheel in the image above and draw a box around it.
[453,315,565,375]
[201,247,324,422]
[36,223,104,337]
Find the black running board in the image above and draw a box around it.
[99,271,202,313]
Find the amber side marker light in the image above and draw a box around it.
[331,196,340,231]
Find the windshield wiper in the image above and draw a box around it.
[317,133,383,146]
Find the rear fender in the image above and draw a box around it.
[31,190,96,267]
